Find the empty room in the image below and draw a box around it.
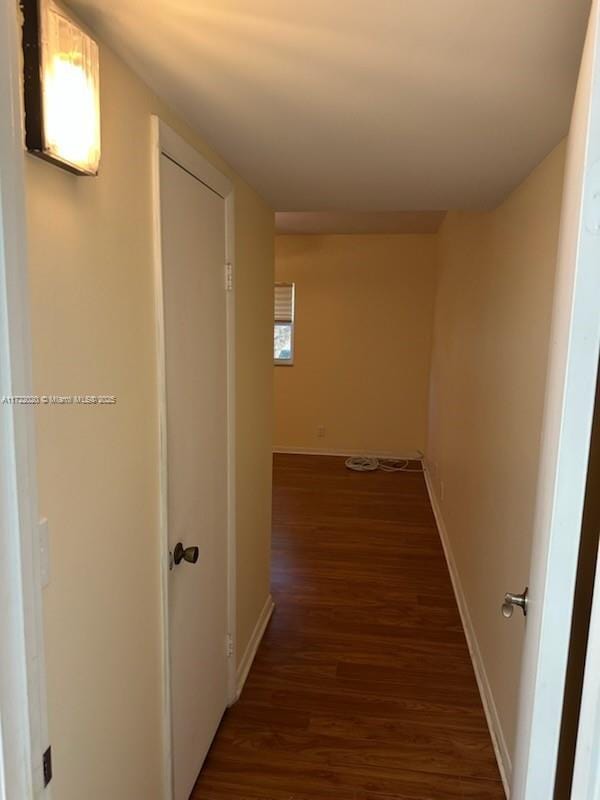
[2,2,600,800]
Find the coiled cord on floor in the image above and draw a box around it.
[344,454,424,473]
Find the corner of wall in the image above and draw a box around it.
[235,594,275,700]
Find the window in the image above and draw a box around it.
[274,282,295,364]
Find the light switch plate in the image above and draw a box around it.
[39,517,50,588]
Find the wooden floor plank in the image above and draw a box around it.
[192,454,505,800]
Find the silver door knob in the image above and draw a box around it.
[502,587,528,618]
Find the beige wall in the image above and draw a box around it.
[25,40,273,800]
[274,234,437,454]
[426,141,566,770]
[234,183,274,652]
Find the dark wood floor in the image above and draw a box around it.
[192,453,505,799]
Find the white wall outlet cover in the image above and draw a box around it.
[39,517,50,588]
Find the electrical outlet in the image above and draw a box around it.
[317,425,325,438]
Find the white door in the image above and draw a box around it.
[511,1,600,797]
[159,152,229,800]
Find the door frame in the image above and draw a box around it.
[150,117,237,800]
[571,543,600,799]
[0,0,51,797]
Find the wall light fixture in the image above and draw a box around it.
[21,0,101,175]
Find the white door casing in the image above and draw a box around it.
[151,118,237,800]
[0,0,51,797]
[511,1,600,797]
[571,543,600,799]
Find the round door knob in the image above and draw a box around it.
[502,588,528,618]
[173,542,199,566]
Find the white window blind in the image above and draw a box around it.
[274,283,294,323]
[274,282,295,364]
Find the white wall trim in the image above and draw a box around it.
[423,462,511,798]
[224,173,238,708]
[150,116,173,800]
[151,116,237,800]
[273,446,423,460]
[235,595,274,700]
[0,1,51,797]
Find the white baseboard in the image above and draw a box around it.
[423,462,511,798]
[235,594,274,700]
[273,446,424,460]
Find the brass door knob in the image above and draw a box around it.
[173,542,199,566]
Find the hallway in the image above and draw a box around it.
[192,454,505,799]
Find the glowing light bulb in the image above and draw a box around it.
[43,52,100,171]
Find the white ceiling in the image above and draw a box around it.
[276,211,446,235]
[72,0,590,211]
